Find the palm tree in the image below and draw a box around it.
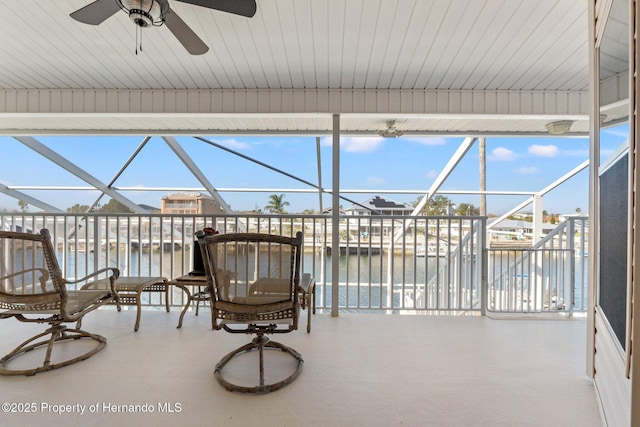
[265,194,289,214]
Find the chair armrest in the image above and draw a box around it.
[296,274,315,310]
[298,273,314,293]
[65,268,120,292]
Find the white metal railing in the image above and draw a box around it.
[0,213,587,315]
[486,217,588,314]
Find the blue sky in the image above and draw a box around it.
[0,126,627,215]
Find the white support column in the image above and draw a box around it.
[316,136,326,294]
[331,114,340,317]
[479,138,487,217]
[316,136,323,213]
[532,194,545,311]
[532,194,543,244]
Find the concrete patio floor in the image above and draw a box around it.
[0,308,602,426]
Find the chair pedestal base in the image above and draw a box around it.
[0,324,107,376]
[214,335,303,394]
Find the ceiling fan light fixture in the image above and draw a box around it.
[117,0,167,27]
[377,120,404,138]
[545,120,574,136]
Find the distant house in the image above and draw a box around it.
[161,192,228,215]
[321,207,346,215]
[346,196,413,216]
[488,218,558,241]
[559,213,588,222]
[344,196,415,240]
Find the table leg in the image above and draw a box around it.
[164,283,170,313]
[134,291,142,332]
[174,284,191,329]
[195,287,200,316]
[306,294,311,333]
[307,284,316,333]
[312,284,316,314]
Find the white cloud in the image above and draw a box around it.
[342,137,385,153]
[320,136,385,152]
[514,166,540,175]
[602,127,631,138]
[528,144,558,158]
[367,176,386,185]
[216,138,251,150]
[407,136,447,146]
[563,149,589,157]
[426,169,438,179]
[489,147,516,161]
[319,136,443,152]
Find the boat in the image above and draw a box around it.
[416,243,447,257]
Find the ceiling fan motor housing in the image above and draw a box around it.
[129,9,152,27]
[118,0,168,27]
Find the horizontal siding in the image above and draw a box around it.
[0,89,589,116]
[594,310,631,427]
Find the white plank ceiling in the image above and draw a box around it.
[0,0,598,135]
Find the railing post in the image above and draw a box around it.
[480,217,487,316]
[567,218,576,317]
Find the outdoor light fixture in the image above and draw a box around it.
[599,114,608,126]
[545,120,574,136]
[117,0,168,28]
[377,120,404,138]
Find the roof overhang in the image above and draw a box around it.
[0,88,590,136]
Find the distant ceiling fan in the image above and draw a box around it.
[70,0,257,55]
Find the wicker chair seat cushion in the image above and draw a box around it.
[65,290,115,315]
[215,299,299,323]
[0,289,112,316]
[216,299,294,315]
[231,294,290,305]
[218,309,296,324]
[0,291,61,311]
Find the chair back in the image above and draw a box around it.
[197,232,303,328]
[0,229,66,312]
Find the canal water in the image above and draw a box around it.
[66,247,588,311]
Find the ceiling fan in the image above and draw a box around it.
[70,0,257,55]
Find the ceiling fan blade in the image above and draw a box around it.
[165,9,210,55]
[70,0,121,25]
[176,0,257,18]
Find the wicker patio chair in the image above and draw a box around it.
[0,228,119,376]
[196,231,306,394]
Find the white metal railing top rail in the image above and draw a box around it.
[0,213,587,315]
